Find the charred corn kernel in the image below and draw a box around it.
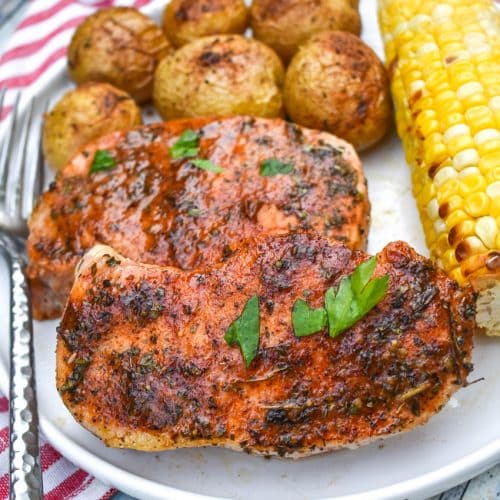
[442,194,464,215]
[449,220,476,246]
[380,0,500,335]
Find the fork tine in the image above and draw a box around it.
[0,88,6,117]
[0,91,20,209]
[23,100,46,218]
[6,95,34,219]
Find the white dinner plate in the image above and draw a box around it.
[1,1,499,499]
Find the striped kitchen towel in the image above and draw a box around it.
[0,396,116,499]
[0,0,165,118]
[0,1,165,497]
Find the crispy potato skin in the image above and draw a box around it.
[68,7,172,103]
[284,31,392,151]
[153,35,284,119]
[162,0,249,47]
[250,0,361,63]
[42,82,142,171]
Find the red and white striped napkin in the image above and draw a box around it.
[0,0,165,497]
[0,396,116,499]
[0,0,165,118]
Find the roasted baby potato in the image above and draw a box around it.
[153,34,284,119]
[43,82,142,170]
[162,0,249,47]
[284,31,391,151]
[250,0,361,63]
[68,7,171,103]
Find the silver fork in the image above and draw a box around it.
[0,89,45,499]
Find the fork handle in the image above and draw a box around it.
[8,254,42,499]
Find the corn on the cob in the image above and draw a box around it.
[378,0,500,335]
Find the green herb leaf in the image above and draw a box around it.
[187,207,203,217]
[326,257,389,337]
[292,299,327,337]
[89,150,115,174]
[260,158,294,177]
[224,295,260,367]
[191,158,225,173]
[169,129,200,159]
[351,256,377,296]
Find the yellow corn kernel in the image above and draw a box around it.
[464,105,496,132]
[380,0,500,335]
[448,220,476,247]
[464,192,490,217]
[441,248,458,271]
[445,209,470,229]
[458,172,487,196]
[475,216,498,248]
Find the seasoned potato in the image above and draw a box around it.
[250,0,361,63]
[284,31,391,151]
[153,34,284,119]
[43,82,142,170]
[162,0,249,47]
[68,7,171,103]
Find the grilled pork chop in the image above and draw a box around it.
[28,116,369,319]
[57,233,475,456]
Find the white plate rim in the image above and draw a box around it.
[1,360,499,500]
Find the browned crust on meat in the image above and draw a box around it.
[28,116,369,319]
[56,233,475,457]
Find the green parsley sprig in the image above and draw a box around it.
[169,129,224,173]
[260,158,294,177]
[224,295,260,367]
[292,256,389,338]
[89,149,115,174]
[169,129,200,159]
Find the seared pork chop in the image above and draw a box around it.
[57,233,474,456]
[28,117,369,319]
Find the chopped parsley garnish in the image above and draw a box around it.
[89,149,115,174]
[224,295,260,367]
[191,158,224,173]
[292,299,327,337]
[327,256,389,337]
[169,129,200,159]
[292,256,389,338]
[169,130,224,173]
[187,207,204,217]
[260,158,294,177]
